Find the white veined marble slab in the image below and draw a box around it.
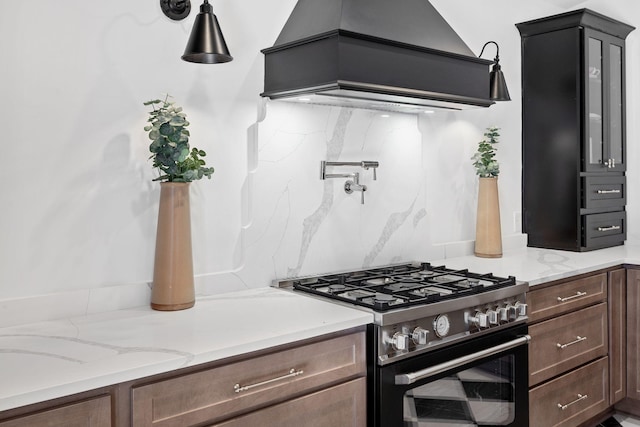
[0,287,373,412]
[431,243,640,286]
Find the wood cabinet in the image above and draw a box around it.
[212,378,366,427]
[608,268,626,405]
[526,270,618,427]
[0,328,367,427]
[530,357,609,427]
[627,269,640,400]
[527,272,607,322]
[616,268,640,416]
[0,396,111,427]
[529,302,607,387]
[517,10,634,251]
[131,330,367,426]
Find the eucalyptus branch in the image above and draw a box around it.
[143,95,214,183]
[472,126,500,178]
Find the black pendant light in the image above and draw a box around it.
[160,0,233,64]
[479,41,510,101]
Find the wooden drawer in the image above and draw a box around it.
[132,331,366,426]
[211,378,366,427]
[582,175,626,209]
[529,356,608,427]
[0,396,111,427]
[527,273,606,322]
[529,303,607,386]
[582,211,626,249]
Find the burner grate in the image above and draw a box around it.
[291,262,516,312]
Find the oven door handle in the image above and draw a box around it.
[395,335,531,385]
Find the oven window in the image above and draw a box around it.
[403,355,515,426]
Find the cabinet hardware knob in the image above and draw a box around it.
[557,394,588,410]
[557,291,587,302]
[234,368,304,393]
[556,335,587,349]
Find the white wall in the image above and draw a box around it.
[1,0,639,322]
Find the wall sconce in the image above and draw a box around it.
[160,0,233,64]
[479,41,510,101]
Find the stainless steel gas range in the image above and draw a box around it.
[274,262,531,427]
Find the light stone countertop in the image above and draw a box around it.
[2,243,640,414]
[0,287,372,412]
[432,243,640,286]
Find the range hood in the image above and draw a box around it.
[261,0,495,112]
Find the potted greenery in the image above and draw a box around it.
[143,95,214,311]
[471,127,502,258]
[144,95,214,182]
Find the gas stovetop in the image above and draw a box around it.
[284,262,517,312]
[275,262,528,363]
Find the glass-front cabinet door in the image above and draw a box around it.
[584,29,626,172]
[608,41,624,170]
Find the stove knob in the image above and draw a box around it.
[412,327,429,345]
[498,307,509,322]
[515,302,528,317]
[478,313,489,328]
[486,309,499,325]
[506,304,518,321]
[470,312,489,328]
[390,332,410,351]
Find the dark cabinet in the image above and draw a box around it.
[584,29,626,173]
[517,9,634,251]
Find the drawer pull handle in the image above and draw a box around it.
[597,225,621,232]
[557,291,587,303]
[556,336,586,349]
[557,394,588,411]
[234,368,304,393]
[596,189,621,194]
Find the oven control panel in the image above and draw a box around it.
[466,300,527,330]
[378,297,528,364]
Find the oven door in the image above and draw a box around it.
[375,324,530,427]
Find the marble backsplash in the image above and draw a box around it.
[0,100,528,328]
[234,100,524,285]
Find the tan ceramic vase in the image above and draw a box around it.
[151,182,195,311]
[475,177,503,258]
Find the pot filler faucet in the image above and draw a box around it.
[320,161,379,204]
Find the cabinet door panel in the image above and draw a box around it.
[0,396,111,427]
[583,29,627,173]
[582,175,626,209]
[608,268,626,405]
[529,303,607,386]
[211,378,366,427]
[609,42,624,169]
[132,332,366,426]
[582,211,626,249]
[628,269,640,400]
[585,33,604,172]
[527,273,606,322]
[529,357,609,427]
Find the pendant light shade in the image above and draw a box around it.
[181,0,233,64]
[480,41,510,101]
[489,62,511,101]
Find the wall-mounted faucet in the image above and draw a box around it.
[320,160,379,204]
